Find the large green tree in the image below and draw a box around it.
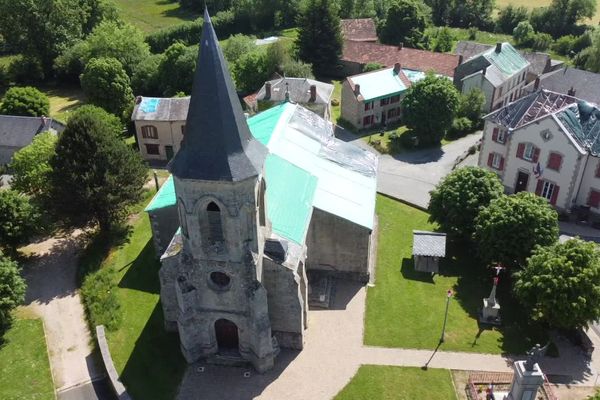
[0,253,26,331]
[0,87,50,117]
[474,192,559,267]
[296,0,343,76]
[49,106,147,232]
[496,5,529,35]
[530,0,596,37]
[515,239,600,330]
[0,190,40,252]
[428,167,504,241]
[80,57,133,117]
[156,43,197,97]
[402,74,460,146]
[10,132,57,197]
[580,28,600,73]
[425,0,493,28]
[232,50,270,93]
[379,0,431,48]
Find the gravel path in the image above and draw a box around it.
[20,232,104,393]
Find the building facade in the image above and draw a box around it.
[479,90,600,213]
[341,64,411,130]
[455,42,530,113]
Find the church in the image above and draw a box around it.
[145,10,378,372]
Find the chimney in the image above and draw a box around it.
[309,84,317,102]
[482,67,487,76]
[495,42,502,53]
[534,76,540,90]
[568,86,576,96]
[398,42,403,50]
[354,84,360,96]
[458,55,464,65]
[265,82,271,99]
[393,62,401,74]
[544,57,552,73]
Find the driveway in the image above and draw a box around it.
[20,232,107,398]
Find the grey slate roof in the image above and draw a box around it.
[413,230,446,257]
[169,9,267,182]
[524,67,600,106]
[0,116,64,148]
[131,97,190,121]
[256,78,334,105]
[455,41,493,61]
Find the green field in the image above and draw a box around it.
[113,0,199,33]
[335,366,457,400]
[364,195,549,354]
[0,318,55,400]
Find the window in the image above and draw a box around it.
[546,152,562,171]
[206,202,224,243]
[540,181,555,201]
[145,144,159,155]
[210,271,231,288]
[492,127,506,144]
[589,189,600,208]
[364,101,374,111]
[595,162,600,178]
[178,200,188,238]
[363,115,374,126]
[390,95,400,103]
[380,98,390,106]
[388,108,399,119]
[487,153,504,170]
[141,125,158,139]
[181,125,186,135]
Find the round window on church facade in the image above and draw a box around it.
[209,271,231,290]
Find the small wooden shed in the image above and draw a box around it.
[412,230,447,273]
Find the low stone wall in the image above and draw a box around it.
[96,325,132,400]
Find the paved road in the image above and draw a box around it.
[58,379,116,400]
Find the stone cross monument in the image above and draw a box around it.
[507,344,548,400]
[481,264,503,323]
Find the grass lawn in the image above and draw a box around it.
[335,366,457,400]
[100,215,185,400]
[113,0,199,33]
[365,195,550,355]
[0,317,54,400]
[42,84,86,123]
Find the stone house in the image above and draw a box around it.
[0,115,64,165]
[131,96,189,162]
[147,11,377,373]
[523,67,600,106]
[479,89,600,213]
[341,18,378,42]
[454,42,530,113]
[245,77,334,120]
[341,63,411,130]
[340,39,461,78]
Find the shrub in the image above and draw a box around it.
[552,35,577,55]
[513,21,535,46]
[81,267,122,330]
[363,62,385,73]
[447,117,473,139]
[531,32,553,51]
[397,129,419,149]
[0,190,40,252]
[331,98,340,106]
[0,86,50,117]
[0,253,26,331]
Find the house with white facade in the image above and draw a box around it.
[341,63,412,130]
[479,89,600,213]
[454,42,530,113]
[131,96,189,162]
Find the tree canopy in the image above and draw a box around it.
[0,87,50,117]
[0,190,40,252]
[379,0,431,48]
[474,192,559,267]
[530,0,596,37]
[10,132,58,197]
[49,106,147,232]
[425,0,493,29]
[515,239,600,330]
[80,57,133,118]
[402,74,460,146]
[296,0,343,76]
[156,43,198,97]
[429,167,504,241]
[0,253,26,331]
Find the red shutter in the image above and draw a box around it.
[588,190,600,208]
[517,143,525,159]
[550,184,559,205]
[488,153,494,167]
[596,163,600,178]
[499,156,505,171]
[547,153,562,171]
[535,180,543,196]
[492,127,499,142]
[532,147,540,163]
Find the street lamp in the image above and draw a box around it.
[440,289,453,344]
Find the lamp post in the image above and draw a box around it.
[440,289,452,344]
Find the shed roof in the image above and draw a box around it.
[341,18,378,42]
[348,67,411,101]
[131,97,190,122]
[256,77,334,104]
[0,116,63,149]
[413,230,446,257]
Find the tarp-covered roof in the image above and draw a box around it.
[348,67,411,101]
[145,175,175,212]
[556,102,600,156]
[131,97,190,122]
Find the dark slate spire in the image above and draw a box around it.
[170,8,267,181]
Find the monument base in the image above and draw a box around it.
[507,360,545,400]
[479,298,502,325]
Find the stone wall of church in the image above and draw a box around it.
[262,256,306,350]
[148,205,178,257]
[305,208,371,282]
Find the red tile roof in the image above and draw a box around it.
[342,40,460,77]
[341,18,378,42]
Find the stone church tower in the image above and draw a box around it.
[159,9,278,372]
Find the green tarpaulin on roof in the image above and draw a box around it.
[145,175,175,212]
[247,103,287,145]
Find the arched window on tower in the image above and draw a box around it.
[206,202,224,243]
[178,200,188,238]
[258,179,266,227]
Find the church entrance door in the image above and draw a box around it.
[214,319,239,353]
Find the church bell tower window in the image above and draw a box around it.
[206,202,224,244]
